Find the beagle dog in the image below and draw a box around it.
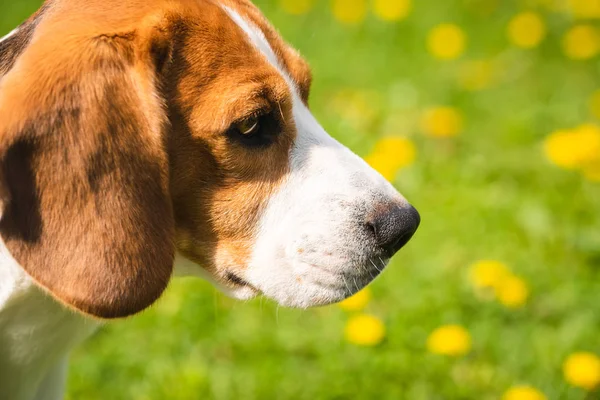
[0,0,420,399]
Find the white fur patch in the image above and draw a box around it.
[0,239,98,400]
[220,7,408,307]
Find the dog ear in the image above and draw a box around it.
[0,17,177,319]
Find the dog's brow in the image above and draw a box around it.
[222,86,281,123]
[221,5,301,99]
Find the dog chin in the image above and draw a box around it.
[210,271,349,307]
[215,283,260,301]
[173,253,384,308]
[243,268,367,309]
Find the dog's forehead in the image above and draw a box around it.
[23,0,311,95]
[213,0,312,100]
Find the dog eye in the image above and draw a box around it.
[235,117,260,136]
[228,112,279,148]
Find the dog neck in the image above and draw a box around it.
[0,238,99,400]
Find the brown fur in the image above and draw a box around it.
[0,2,51,78]
[0,0,312,319]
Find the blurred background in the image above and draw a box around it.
[2,0,600,399]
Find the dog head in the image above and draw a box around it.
[0,0,419,318]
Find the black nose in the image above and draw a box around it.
[365,203,420,257]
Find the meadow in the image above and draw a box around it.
[1,0,600,399]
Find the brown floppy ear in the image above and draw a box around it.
[0,18,176,319]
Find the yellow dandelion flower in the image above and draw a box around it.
[459,59,496,91]
[338,288,372,311]
[426,324,472,356]
[365,137,417,181]
[280,0,314,15]
[562,25,600,60]
[427,24,467,60]
[421,106,464,138]
[568,0,600,19]
[332,0,367,24]
[575,123,600,160]
[507,12,546,49]
[563,352,600,390]
[544,129,577,169]
[496,275,529,308]
[373,0,412,22]
[469,260,511,290]
[544,125,600,170]
[502,385,547,400]
[345,314,386,346]
[589,90,600,120]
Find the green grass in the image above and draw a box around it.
[2,1,600,399]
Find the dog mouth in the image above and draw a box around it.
[218,255,391,306]
[225,271,260,292]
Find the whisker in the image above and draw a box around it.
[378,257,387,271]
[342,276,352,295]
[277,101,285,122]
[369,259,381,276]
[352,277,360,292]
[372,258,384,273]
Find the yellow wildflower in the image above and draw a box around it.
[469,260,511,290]
[427,24,467,60]
[507,12,546,49]
[590,90,600,120]
[373,0,412,22]
[562,25,600,60]
[459,59,495,91]
[279,0,314,15]
[563,352,600,390]
[496,275,529,308]
[338,288,372,311]
[345,314,386,346]
[502,386,547,400]
[568,0,600,19]
[426,325,472,356]
[365,137,417,181]
[421,106,464,137]
[576,124,600,161]
[544,125,600,170]
[544,129,577,169]
[331,0,367,24]
[469,260,531,308]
